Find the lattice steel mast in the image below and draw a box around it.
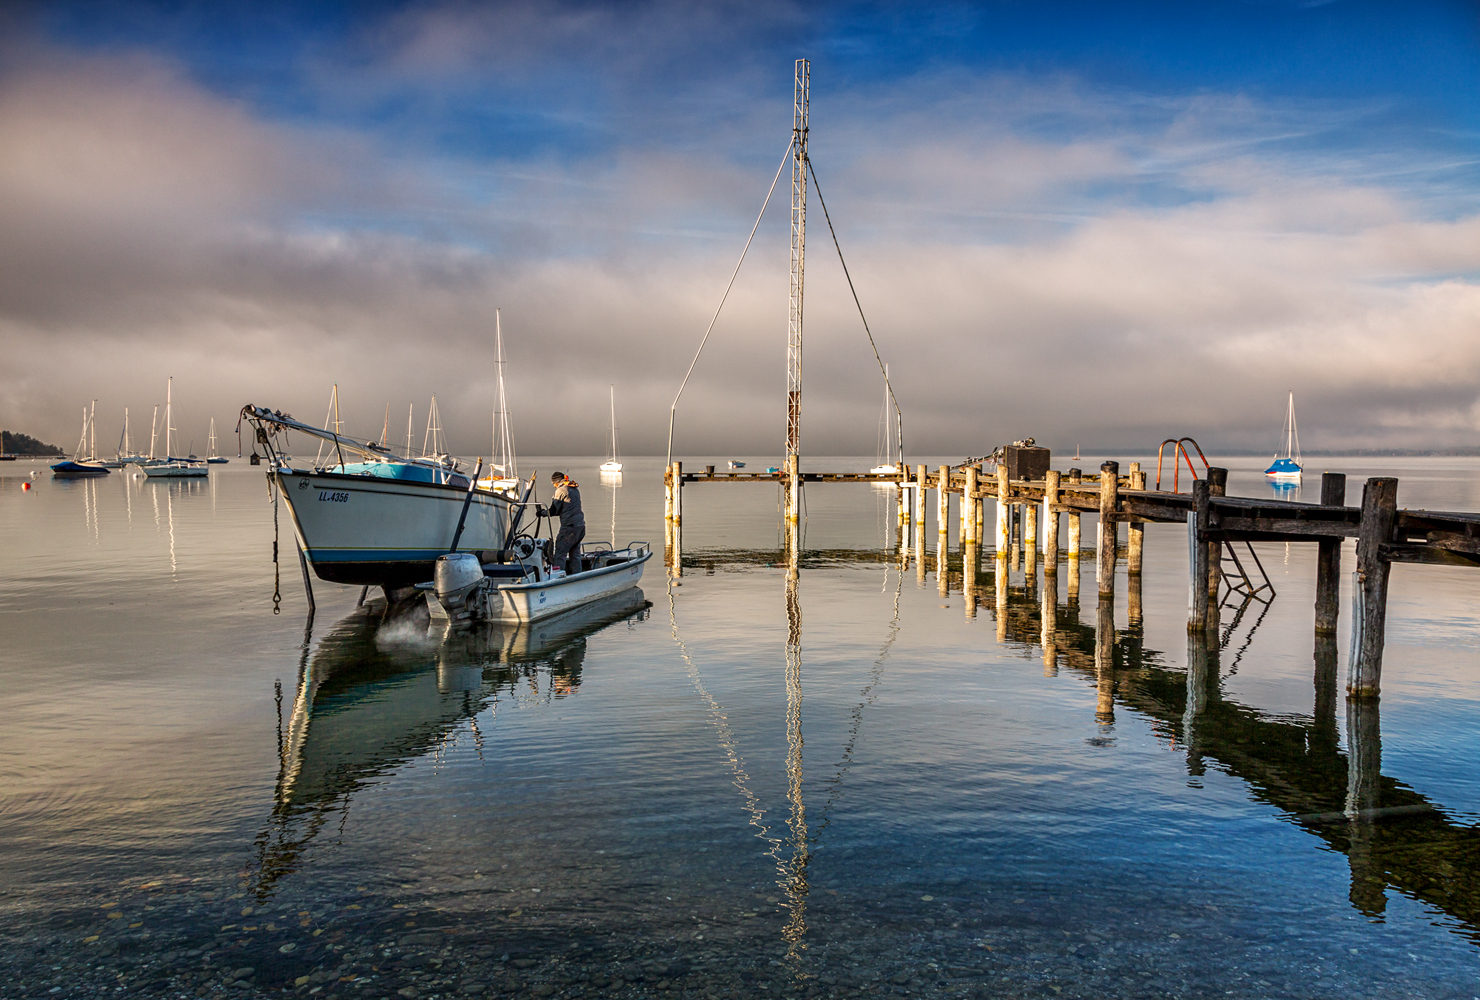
[786,58,808,471]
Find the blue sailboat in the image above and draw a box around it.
[1264,391,1302,482]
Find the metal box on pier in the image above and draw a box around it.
[1004,445,1051,482]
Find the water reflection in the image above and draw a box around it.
[251,589,650,896]
[969,561,1480,944]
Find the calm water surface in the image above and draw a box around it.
[2,455,1479,999]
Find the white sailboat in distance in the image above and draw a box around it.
[1264,391,1302,482]
[600,384,622,473]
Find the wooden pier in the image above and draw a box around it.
[664,460,1480,699]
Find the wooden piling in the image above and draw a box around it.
[1189,478,1211,631]
[1024,501,1038,577]
[1097,461,1118,598]
[1344,695,1385,914]
[915,466,928,585]
[1042,469,1060,574]
[1315,472,1347,635]
[672,461,683,528]
[1127,463,1145,575]
[1206,467,1227,601]
[1348,477,1398,697]
[1066,468,1082,558]
[937,464,950,563]
[915,464,927,531]
[964,466,979,546]
[995,464,1010,561]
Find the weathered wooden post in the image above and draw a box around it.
[1315,472,1347,635]
[995,464,1010,563]
[1095,596,1115,723]
[1206,467,1227,602]
[1066,468,1082,559]
[1127,463,1145,575]
[937,464,950,568]
[1097,461,1119,598]
[914,463,927,534]
[914,465,928,585]
[671,461,684,578]
[1348,477,1398,697]
[1023,500,1038,578]
[1188,478,1211,631]
[964,466,979,547]
[1042,470,1060,574]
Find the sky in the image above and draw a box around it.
[2,0,1478,459]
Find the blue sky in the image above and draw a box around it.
[2,1,1479,454]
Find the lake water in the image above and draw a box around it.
[2,454,1478,999]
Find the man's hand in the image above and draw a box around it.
[536,504,549,517]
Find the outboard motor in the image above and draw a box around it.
[431,552,484,620]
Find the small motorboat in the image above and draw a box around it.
[1264,391,1302,482]
[728,460,746,469]
[426,541,652,625]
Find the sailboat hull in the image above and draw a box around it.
[276,468,513,587]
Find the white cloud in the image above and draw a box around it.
[0,34,1477,458]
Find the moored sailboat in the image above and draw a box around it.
[600,384,623,473]
[52,403,111,478]
[241,400,515,592]
[207,418,229,463]
[143,378,208,478]
[1264,391,1302,482]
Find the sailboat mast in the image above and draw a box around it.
[165,377,173,459]
[89,400,96,460]
[149,404,159,460]
[610,384,617,461]
[380,404,390,447]
[406,403,414,457]
[124,408,130,457]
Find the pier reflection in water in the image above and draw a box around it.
[962,553,1480,944]
[253,590,651,894]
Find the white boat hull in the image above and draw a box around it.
[275,468,514,587]
[142,462,209,478]
[430,546,652,625]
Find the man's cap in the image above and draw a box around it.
[550,471,564,481]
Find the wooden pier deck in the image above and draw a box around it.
[664,459,1480,699]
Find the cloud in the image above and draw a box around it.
[1,17,1477,461]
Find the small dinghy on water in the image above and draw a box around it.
[425,474,650,625]
[1265,391,1302,483]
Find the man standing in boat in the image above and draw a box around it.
[541,471,586,575]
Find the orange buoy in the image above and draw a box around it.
[22,482,31,490]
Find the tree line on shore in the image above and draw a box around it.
[2,431,63,456]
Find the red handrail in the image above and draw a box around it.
[1154,437,1209,493]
